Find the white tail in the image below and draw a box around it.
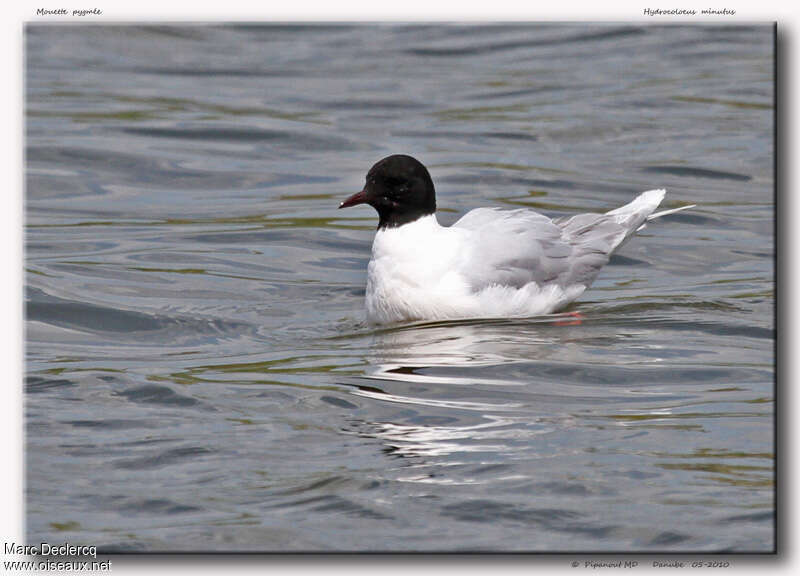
[602,188,694,238]
[606,189,665,219]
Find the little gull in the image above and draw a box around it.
[339,154,694,325]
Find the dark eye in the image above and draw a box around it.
[385,177,406,189]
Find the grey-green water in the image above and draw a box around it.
[25,24,774,552]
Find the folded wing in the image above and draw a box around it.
[452,189,666,292]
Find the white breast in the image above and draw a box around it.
[365,215,473,324]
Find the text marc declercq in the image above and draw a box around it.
[5,542,98,558]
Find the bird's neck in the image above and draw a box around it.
[373,213,441,253]
[376,206,436,230]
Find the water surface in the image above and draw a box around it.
[25,24,774,552]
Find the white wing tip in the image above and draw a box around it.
[640,188,667,204]
[606,188,666,216]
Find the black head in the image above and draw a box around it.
[339,154,436,229]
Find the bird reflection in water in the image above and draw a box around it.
[341,318,583,465]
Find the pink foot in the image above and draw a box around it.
[553,311,584,326]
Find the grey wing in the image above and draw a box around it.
[452,191,665,292]
[452,208,576,291]
[552,189,667,286]
[550,213,629,286]
[453,208,634,292]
